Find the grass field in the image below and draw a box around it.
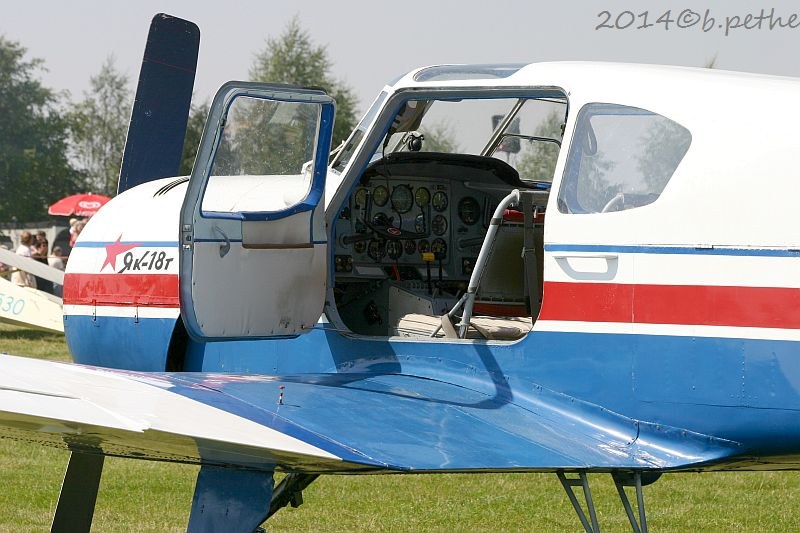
[1,323,800,531]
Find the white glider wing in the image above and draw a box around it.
[0,277,63,333]
[0,247,65,286]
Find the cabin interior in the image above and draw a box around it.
[329,93,568,340]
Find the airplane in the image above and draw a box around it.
[1,12,799,532]
[0,247,64,333]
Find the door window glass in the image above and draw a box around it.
[202,96,321,214]
[557,103,691,213]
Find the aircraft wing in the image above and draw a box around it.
[0,277,63,333]
[0,354,740,473]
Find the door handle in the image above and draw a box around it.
[213,225,231,258]
[553,253,618,280]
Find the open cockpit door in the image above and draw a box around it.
[179,82,335,339]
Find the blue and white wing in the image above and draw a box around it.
[0,354,740,473]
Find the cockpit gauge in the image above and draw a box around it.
[431,238,447,258]
[414,213,426,234]
[432,191,448,212]
[354,188,368,208]
[371,212,390,227]
[391,185,413,213]
[415,187,430,207]
[367,239,386,261]
[403,239,417,256]
[373,185,389,207]
[386,240,403,260]
[432,214,448,236]
[457,196,481,226]
[418,239,430,254]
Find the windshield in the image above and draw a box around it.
[379,96,567,182]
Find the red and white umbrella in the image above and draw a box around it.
[48,193,111,217]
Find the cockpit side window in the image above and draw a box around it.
[557,103,691,214]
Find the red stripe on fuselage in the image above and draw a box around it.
[540,282,633,323]
[63,273,179,307]
[540,281,800,329]
[64,272,800,328]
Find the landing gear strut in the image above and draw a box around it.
[266,473,319,519]
[557,470,660,533]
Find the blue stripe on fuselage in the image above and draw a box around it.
[545,244,800,257]
[73,241,179,248]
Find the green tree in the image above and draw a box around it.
[0,37,80,223]
[574,149,617,212]
[68,56,132,196]
[636,117,692,191]
[421,121,460,153]
[249,16,358,148]
[179,100,209,175]
[516,109,563,182]
[211,97,318,177]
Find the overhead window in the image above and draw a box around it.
[557,103,691,214]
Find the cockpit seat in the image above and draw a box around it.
[393,313,532,341]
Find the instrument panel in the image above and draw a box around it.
[335,175,499,280]
[331,152,545,336]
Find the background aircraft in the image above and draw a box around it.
[2,13,800,533]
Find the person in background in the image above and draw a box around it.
[32,232,53,294]
[10,231,36,288]
[68,218,78,248]
[72,220,86,246]
[0,244,10,278]
[49,246,65,297]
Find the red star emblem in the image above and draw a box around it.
[101,235,141,272]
